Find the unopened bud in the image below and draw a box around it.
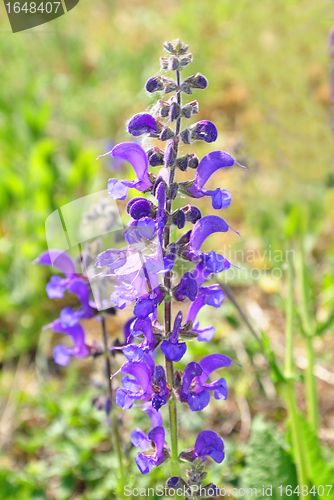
[179,53,193,68]
[163,41,174,53]
[192,72,208,89]
[145,76,164,93]
[187,153,199,169]
[147,147,164,166]
[171,209,186,229]
[169,182,179,200]
[159,100,170,117]
[160,127,175,141]
[164,140,176,167]
[180,128,191,144]
[170,101,181,122]
[176,155,188,171]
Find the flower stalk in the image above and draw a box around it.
[284,247,310,498]
[101,316,125,492]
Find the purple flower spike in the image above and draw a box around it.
[99,142,152,200]
[190,121,218,143]
[128,113,159,137]
[193,431,225,463]
[161,311,187,362]
[135,426,166,474]
[174,272,198,302]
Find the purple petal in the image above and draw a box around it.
[186,295,206,324]
[196,354,232,386]
[200,285,225,308]
[53,345,73,366]
[50,320,89,362]
[143,406,163,428]
[180,362,202,398]
[134,296,157,318]
[135,453,153,474]
[131,428,150,451]
[203,251,231,274]
[204,378,228,400]
[174,272,198,302]
[120,361,153,399]
[196,324,216,342]
[190,215,230,251]
[128,113,159,137]
[46,275,66,299]
[194,430,225,463]
[161,340,187,362]
[111,142,152,192]
[188,389,210,411]
[191,121,218,143]
[195,151,235,189]
[128,198,154,220]
[107,178,129,200]
[171,310,183,342]
[148,426,165,465]
[33,250,76,276]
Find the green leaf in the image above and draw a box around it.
[242,416,298,499]
[292,412,334,499]
[260,331,285,384]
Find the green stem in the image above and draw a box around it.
[163,67,182,478]
[101,316,125,493]
[305,336,318,432]
[284,248,309,497]
[296,241,318,433]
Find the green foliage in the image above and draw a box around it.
[242,416,298,499]
[289,413,334,499]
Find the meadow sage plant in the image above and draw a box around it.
[36,39,244,498]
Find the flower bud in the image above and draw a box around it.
[176,155,188,171]
[160,127,175,141]
[168,55,179,71]
[147,147,164,166]
[164,140,176,167]
[162,77,178,94]
[171,209,186,229]
[190,120,218,143]
[159,100,170,117]
[145,76,164,93]
[180,128,191,144]
[174,39,189,55]
[170,101,181,122]
[169,182,179,200]
[163,41,174,54]
[181,100,198,118]
[192,72,208,89]
[181,205,202,224]
[180,81,193,95]
[160,57,169,70]
[187,153,199,169]
[179,53,193,68]
[128,113,159,137]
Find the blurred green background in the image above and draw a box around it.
[0,0,333,498]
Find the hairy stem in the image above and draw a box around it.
[163,68,182,476]
[284,248,310,497]
[101,316,125,492]
[296,242,318,433]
